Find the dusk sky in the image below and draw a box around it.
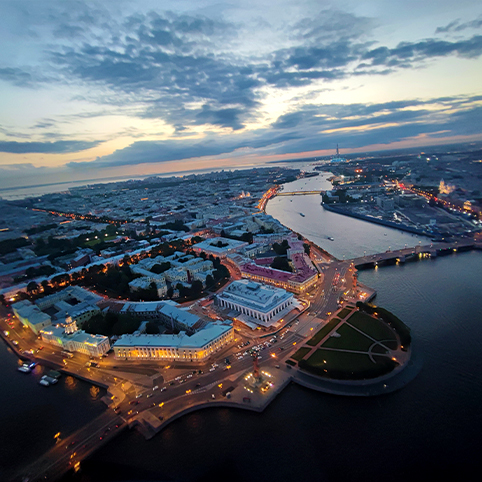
[1,0,482,189]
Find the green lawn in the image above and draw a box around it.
[321,323,374,352]
[346,311,397,343]
[291,347,311,362]
[337,307,353,319]
[299,348,398,380]
[306,318,343,346]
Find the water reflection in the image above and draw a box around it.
[65,376,77,390]
[90,385,100,400]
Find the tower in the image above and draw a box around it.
[252,352,260,382]
[336,144,339,157]
[63,315,78,335]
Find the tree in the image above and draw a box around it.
[191,280,203,296]
[26,281,39,295]
[205,274,214,288]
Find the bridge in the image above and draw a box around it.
[276,190,323,196]
[347,240,481,269]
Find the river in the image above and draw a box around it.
[0,342,107,480]
[59,188,482,482]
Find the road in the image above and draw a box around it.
[2,252,355,482]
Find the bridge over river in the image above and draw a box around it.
[347,240,481,269]
[276,190,323,196]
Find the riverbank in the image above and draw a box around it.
[322,203,431,237]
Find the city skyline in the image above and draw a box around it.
[1,0,482,189]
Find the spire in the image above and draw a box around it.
[336,144,339,156]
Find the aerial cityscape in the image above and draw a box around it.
[1,2,482,482]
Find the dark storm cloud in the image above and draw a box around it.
[0,140,101,153]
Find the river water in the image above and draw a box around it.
[0,343,107,480]
[2,172,482,482]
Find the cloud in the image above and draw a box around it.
[0,67,34,87]
[436,16,482,34]
[0,140,101,154]
[362,35,482,69]
[63,94,482,169]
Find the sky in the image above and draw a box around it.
[1,0,482,189]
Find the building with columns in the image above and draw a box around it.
[112,321,234,362]
[216,279,294,328]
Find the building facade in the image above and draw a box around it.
[113,322,234,362]
[216,279,294,326]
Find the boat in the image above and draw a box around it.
[300,213,305,217]
[42,375,58,385]
[327,236,334,241]
[48,370,61,379]
[17,365,31,373]
[39,379,50,387]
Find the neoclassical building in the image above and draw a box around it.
[113,322,234,362]
[216,279,293,327]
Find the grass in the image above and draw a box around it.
[306,318,342,346]
[299,348,398,380]
[346,311,397,343]
[337,307,353,319]
[85,234,117,247]
[321,323,374,352]
[291,347,311,362]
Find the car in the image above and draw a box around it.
[152,385,159,390]
[136,393,143,398]
[12,340,19,346]
[209,367,215,372]
[160,387,167,392]
[146,394,153,398]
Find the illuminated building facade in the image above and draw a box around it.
[113,322,233,362]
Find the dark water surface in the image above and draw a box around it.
[0,344,107,479]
